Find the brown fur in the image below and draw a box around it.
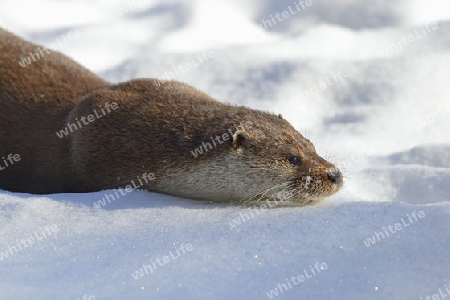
[0,28,108,193]
[0,28,343,204]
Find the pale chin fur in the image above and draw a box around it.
[154,156,287,203]
[154,153,340,206]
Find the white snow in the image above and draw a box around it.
[1,0,450,299]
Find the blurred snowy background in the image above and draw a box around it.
[0,0,449,299]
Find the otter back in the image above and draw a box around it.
[0,28,109,193]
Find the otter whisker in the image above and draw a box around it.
[219,182,289,219]
[239,182,290,206]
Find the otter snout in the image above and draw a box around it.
[326,170,342,185]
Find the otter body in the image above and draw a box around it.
[0,28,342,205]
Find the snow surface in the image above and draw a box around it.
[1,0,450,299]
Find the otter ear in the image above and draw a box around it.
[232,130,250,149]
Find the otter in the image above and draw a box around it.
[0,28,342,205]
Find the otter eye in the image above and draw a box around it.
[288,156,301,167]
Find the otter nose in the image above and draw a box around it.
[327,170,341,185]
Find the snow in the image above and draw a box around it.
[1,0,450,299]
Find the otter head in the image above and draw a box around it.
[216,111,343,206]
